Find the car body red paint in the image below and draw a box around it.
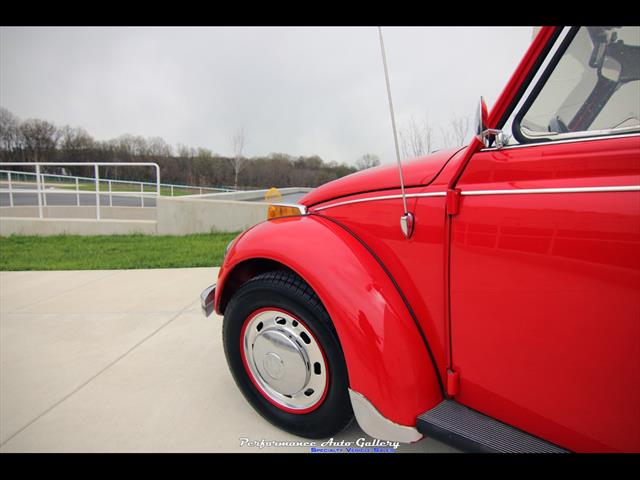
[216,215,443,426]
[301,147,460,206]
[214,26,640,452]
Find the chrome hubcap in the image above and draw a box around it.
[253,330,308,395]
[243,310,328,411]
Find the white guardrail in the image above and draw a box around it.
[0,163,238,220]
[0,162,161,220]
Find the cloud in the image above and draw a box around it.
[0,26,533,165]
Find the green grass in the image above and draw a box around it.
[0,233,240,271]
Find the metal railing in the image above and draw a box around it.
[0,162,161,220]
[0,169,235,197]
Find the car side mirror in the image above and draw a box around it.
[475,96,505,148]
[475,96,489,137]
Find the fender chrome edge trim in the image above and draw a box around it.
[201,283,216,317]
[348,389,423,443]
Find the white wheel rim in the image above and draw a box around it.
[242,309,329,412]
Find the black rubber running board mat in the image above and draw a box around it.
[417,400,568,453]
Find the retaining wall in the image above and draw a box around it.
[0,192,303,236]
[156,197,268,235]
[0,206,156,220]
[0,217,156,236]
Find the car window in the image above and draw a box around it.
[516,26,640,142]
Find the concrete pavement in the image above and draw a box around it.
[0,268,457,453]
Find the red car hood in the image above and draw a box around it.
[300,147,460,207]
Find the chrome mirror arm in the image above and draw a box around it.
[479,128,506,149]
[475,97,507,149]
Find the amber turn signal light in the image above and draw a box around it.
[267,204,304,220]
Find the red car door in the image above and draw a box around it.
[449,26,640,452]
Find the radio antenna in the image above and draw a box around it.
[377,26,414,238]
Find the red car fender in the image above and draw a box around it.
[215,214,444,427]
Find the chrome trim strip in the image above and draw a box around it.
[481,132,640,152]
[500,27,571,147]
[348,389,423,443]
[462,185,640,196]
[201,284,216,317]
[312,184,640,212]
[500,26,640,148]
[313,192,446,212]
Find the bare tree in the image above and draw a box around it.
[438,115,470,150]
[399,116,434,158]
[356,153,381,170]
[438,125,454,149]
[450,115,470,146]
[57,125,95,176]
[230,126,248,188]
[177,143,195,159]
[147,136,173,157]
[19,118,61,164]
[0,107,22,161]
[60,126,94,154]
[0,108,360,190]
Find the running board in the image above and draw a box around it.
[416,400,568,453]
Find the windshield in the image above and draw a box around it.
[518,26,640,140]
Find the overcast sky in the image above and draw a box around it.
[0,27,533,165]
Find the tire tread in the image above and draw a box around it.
[222,268,353,438]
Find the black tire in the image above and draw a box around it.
[222,270,354,439]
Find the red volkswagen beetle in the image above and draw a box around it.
[201,26,640,453]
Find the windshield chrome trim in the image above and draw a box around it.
[504,27,640,146]
[480,132,640,152]
[500,27,573,146]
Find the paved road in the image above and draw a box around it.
[0,268,458,453]
[0,183,306,208]
[0,183,156,208]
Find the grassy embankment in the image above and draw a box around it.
[0,232,239,270]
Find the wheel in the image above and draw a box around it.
[222,270,353,439]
